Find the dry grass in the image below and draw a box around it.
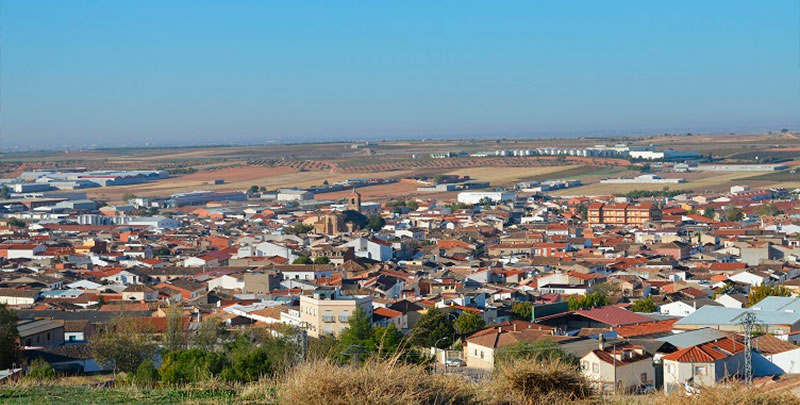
[489,358,594,405]
[273,359,481,405]
[630,383,800,405]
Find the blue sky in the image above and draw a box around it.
[2,1,799,149]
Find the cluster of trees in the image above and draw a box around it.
[385,200,419,213]
[447,202,471,211]
[284,223,314,235]
[247,185,267,195]
[747,284,791,307]
[575,204,589,221]
[335,308,404,362]
[630,297,656,313]
[759,203,783,217]
[366,215,385,231]
[511,302,533,321]
[292,256,330,265]
[6,218,25,228]
[723,205,744,222]
[159,332,299,384]
[567,291,611,311]
[90,307,299,384]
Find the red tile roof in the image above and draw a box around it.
[614,318,678,338]
[661,337,744,363]
[574,305,653,327]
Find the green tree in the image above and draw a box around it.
[0,304,19,369]
[248,185,260,195]
[366,215,385,231]
[159,348,227,384]
[575,204,588,221]
[630,297,656,313]
[748,284,791,307]
[25,357,56,381]
[433,174,446,185]
[511,302,533,321]
[639,163,651,172]
[122,193,137,203]
[153,247,171,256]
[454,311,485,335]
[0,186,10,199]
[292,256,313,264]
[567,292,611,311]
[91,315,158,373]
[495,339,571,365]
[339,307,373,353]
[703,207,716,219]
[406,200,419,210]
[313,256,330,264]
[592,282,621,297]
[285,223,314,235]
[370,324,403,356]
[7,218,25,228]
[336,307,405,361]
[192,318,225,351]
[225,334,299,382]
[724,205,744,222]
[410,308,455,349]
[133,359,159,387]
[759,203,782,217]
[164,304,187,352]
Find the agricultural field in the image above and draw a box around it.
[549,170,785,197]
[3,132,799,202]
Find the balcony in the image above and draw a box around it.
[322,315,335,323]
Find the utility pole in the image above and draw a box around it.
[738,311,758,384]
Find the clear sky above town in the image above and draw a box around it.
[2,1,799,149]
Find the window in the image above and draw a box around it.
[665,364,673,374]
[480,351,484,359]
[640,373,647,383]
[581,361,588,370]
[69,335,76,342]
[694,366,707,376]
[592,363,599,373]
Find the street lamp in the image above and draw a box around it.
[436,336,451,374]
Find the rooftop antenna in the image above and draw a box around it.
[738,311,759,384]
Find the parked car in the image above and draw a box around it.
[445,358,466,368]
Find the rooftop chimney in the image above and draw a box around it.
[598,334,605,351]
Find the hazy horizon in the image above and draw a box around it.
[3,1,799,150]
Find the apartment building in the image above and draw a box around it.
[587,203,662,226]
[300,287,372,338]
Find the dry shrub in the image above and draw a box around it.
[276,359,480,405]
[489,358,594,405]
[641,383,800,405]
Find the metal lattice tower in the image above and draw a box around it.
[738,311,758,384]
